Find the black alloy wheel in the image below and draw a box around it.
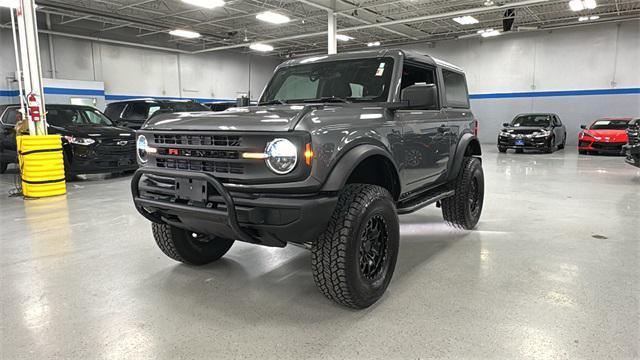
[358,215,389,281]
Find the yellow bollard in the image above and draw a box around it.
[17,135,66,198]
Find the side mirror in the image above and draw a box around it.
[502,122,510,127]
[580,125,587,129]
[400,84,438,110]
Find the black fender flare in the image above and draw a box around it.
[321,144,400,195]
[447,133,482,181]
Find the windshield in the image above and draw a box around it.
[590,119,630,130]
[47,107,114,126]
[260,57,395,104]
[511,115,551,127]
[168,102,209,112]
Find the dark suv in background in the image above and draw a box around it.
[498,113,567,153]
[104,99,210,129]
[131,50,484,309]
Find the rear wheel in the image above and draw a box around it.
[152,223,234,265]
[442,157,484,230]
[0,161,7,174]
[498,146,507,153]
[311,184,399,309]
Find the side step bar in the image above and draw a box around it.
[396,189,455,215]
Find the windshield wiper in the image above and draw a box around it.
[259,99,287,105]
[302,97,351,104]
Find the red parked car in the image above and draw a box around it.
[578,118,632,155]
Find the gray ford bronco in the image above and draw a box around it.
[131,49,484,308]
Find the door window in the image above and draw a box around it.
[104,103,126,121]
[400,63,438,110]
[123,102,152,120]
[2,107,19,125]
[442,70,470,109]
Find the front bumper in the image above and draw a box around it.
[498,135,549,150]
[66,143,138,174]
[131,167,337,247]
[578,140,625,155]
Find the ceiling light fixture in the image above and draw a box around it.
[249,43,274,52]
[452,16,479,25]
[483,0,495,5]
[578,16,589,21]
[569,0,597,11]
[478,28,501,37]
[367,41,381,47]
[169,29,201,39]
[336,34,354,41]
[181,0,225,9]
[256,11,290,24]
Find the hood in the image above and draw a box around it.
[49,124,135,140]
[142,106,311,132]
[584,129,629,142]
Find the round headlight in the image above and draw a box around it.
[265,138,297,174]
[137,135,148,163]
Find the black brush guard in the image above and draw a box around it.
[131,167,256,244]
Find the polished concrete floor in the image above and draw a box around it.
[1,147,639,359]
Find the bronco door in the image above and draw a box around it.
[394,62,449,193]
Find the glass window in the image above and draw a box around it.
[511,114,551,127]
[590,119,630,130]
[167,102,210,112]
[148,105,161,118]
[400,64,439,110]
[104,103,126,121]
[2,107,19,125]
[123,102,152,120]
[442,70,469,108]
[83,109,113,126]
[260,57,395,104]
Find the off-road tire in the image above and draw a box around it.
[152,223,234,265]
[498,146,507,153]
[311,184,399,309]
[0,161,7,174]
[442,157,484,230]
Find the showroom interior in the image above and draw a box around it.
[0,0,639,358]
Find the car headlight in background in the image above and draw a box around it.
[265,138,297,174]
[136,135,156,163]
[533,130,551,137]
[499,131,511,137]
[64,136,95,145]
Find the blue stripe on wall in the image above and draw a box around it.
[469,87,640,100]
[1,87,639,101]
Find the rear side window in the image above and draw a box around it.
[442,70,470,109]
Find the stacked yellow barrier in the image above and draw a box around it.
[17,135,66,198]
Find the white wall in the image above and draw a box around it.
[402,20,640,145]
[0,29,282,106]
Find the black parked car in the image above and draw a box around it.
[203,101,236,112]
[498,113,566,153]
[0,104,137,176]
[131,50,484,308]
[624,118,640,168]
[104,99,210,129]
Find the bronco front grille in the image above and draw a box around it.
[157,158,244,174]
[154,134,241,147]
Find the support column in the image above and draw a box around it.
[327,0,337,55]
[17,0,47,135]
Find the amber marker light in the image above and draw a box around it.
[304,143,314,166]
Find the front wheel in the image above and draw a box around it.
[545,136,555,153]
[152,223,234,265]
[311,184,399,309]
[498,146,507,153]
[0,161,7,174]
[442,157,484,230]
